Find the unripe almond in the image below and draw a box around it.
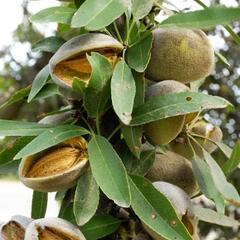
[144,80,189,145]
[146,151,199,197]
[146,28,215,83]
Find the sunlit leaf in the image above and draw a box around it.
[71,0,125,30]
[88,135,131,207]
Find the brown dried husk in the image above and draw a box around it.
[1,221,25,240]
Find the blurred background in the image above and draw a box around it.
[0,0,239,239]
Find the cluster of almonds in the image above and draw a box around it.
[15,26,223,240]
[0,216,86,240]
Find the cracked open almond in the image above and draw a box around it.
[18,137,88,192]
[24,218,86,240]
[0,215,32,240]
[49,33,123,89]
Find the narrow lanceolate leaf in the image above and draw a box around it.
[130,175,192,240]
[159,7,240,29]
[0,160,20,175]
[31,191,48,219]
[223,143,240,175]
[0,137,34,166]
[127,31,153,72]
[72,78,87,97]
[131,0,154,19]
[193,206,240,227]
[215,142,232,158]
[121,72,145,158]
[192,156,225,214]
[71,0,125,30]
[80,215,122,240]
[32,37,66,53]
[14,125,89,159]
[111,60,136,125]
[88,135,131,207]
[0,86,30,110]
[30,7,75,24]
[33,83,62,101]
[84,53,113,117]
[121,126,142,158]
[123,150,155,176]
[28,65,50,102]
[74,170,100,226]
[131,92,230,126]
[203,150,240,205]
[0,120,52,136]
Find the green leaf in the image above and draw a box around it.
[127,31,153,72]
[215,51,230,68]
[72,78,87,96]
[14,125,89,159]
[32,37,66,53]
[0,120,53,136]
[130,175,192,240]
[33,83,62,101]
[131,92,230,126]
[215,142,232,158]
[203,150,240,205]
[121,72,145,158]
[223,143,240,175]
[30,7,75,24]
[59,201,76,225]
[0,160,20,175]
[88,135,131,207]
[123,149,155,176]
[193,206,240,227]
[121,126,142,158]
[132,0,154,19]
[71,0,125,30]
[0,137,34,165]
[192,156,225,214]
[31,191,48,219]
[74,170,100,226]
[0,86,30,110]
[80,215,122,240]
[159,7,240,29]
[28,65,50,103]
[111,60,136,125]
[84,53,113,117]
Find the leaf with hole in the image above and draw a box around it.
[130,175,192,240]
[131,92,230,126]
